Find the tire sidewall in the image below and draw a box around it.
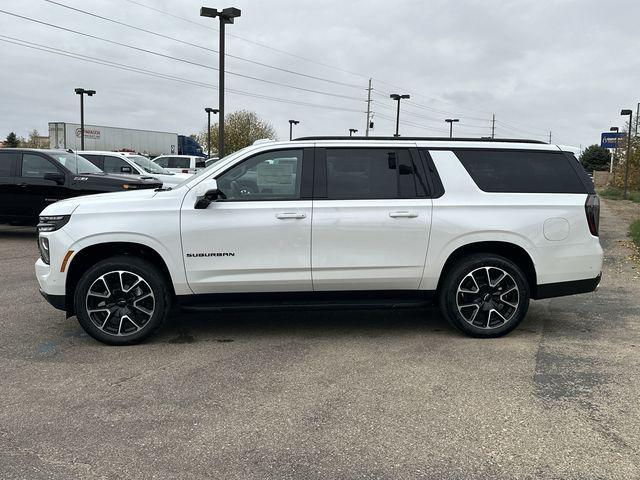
[74,256,170,345]
[440,254,530,337]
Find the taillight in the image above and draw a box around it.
[585,194,600,236]
[182,169,189,173]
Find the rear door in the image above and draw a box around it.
[16,153,67,220]
[311,146,433,290]
[102,155,135,175]
[0,151,18,219]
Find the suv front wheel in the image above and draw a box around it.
[74,255,171,345]
[439,254,530,337]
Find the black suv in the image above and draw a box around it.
[0,149,162,225]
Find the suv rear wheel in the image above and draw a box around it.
[74,255,171,345]
[439,254,530,337]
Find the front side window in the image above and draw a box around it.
[216,149,303,201]
[103,156,133,174]
[52,153,102,174]
[21,154,59,178]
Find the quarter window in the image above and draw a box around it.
[0,152,17,176]
[454,149,587,194]
[21,154,59,178]
[169,157,190,169]
[216,149,303,201]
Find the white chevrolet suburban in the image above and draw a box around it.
[35,137,603,345]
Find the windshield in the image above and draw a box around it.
[130,155,168,174]
[171,147,254,190]
[52,153,102,174]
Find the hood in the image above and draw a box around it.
[41,189,160,216]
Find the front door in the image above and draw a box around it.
[181,147,313,294]
[311,147,432,291]
[15,153,65,221]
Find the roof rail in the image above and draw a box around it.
[292,136,547,144]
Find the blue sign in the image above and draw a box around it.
[601,132,625,149]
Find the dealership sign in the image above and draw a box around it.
[75,127,101,139]
[600,132,625,149]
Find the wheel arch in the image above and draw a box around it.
[65,241,175,316]
[435,241,538,296]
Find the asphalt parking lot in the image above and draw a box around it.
[1,199,639,479]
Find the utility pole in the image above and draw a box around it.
[548,131,552,144]
[365,78,372,137]
[636,102,639,137]
[204,107,218,157]
[445,118,459,138]
[491,114,495,139]
[200,6,241,158]
[621,109,633,199]
[74,88,96,150]
[609,126,619,174]
[349,128,358,137]
[288,119,299,141]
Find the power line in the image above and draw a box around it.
[0,9,365,102]
[0,35,367,115]
[42,0,364,90]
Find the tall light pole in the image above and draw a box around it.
[349,128,358,137]
[205,107,219,157]
[390,93,410,137]
[445,118,459,138]
[610,126,619,174]
[621,109,633,199]
[288,119,299,141]
[200,6,241,158]
[74,88,96,150]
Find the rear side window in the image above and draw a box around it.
[169,157,190,169]
[454,149,587,193]
[0,152,17,176]
[324,148,424,200]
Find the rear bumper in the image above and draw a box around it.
[533,273,601,300]
[39,288,66,311]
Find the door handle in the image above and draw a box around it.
[389,211,418,218]
[276,212,307,219]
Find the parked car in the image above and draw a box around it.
[152,154,205,174]
[35,137,602,345]
[79,151,192,187]
[0,149,161,225]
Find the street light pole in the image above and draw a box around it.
[445,118,459,138]
[609,126,619,174]
[74,88,96,150]
[200,6,241,158]
[349,128,358,137]
[205,108,219,157]
[390,93,410,137]
[621,109,633,199]
[288,119,300,140]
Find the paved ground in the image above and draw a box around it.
[1,199,639,479]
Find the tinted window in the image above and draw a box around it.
[326,148,413,199]
[217,149,303,201]
[0,152,17,176]
[51,153,102,174]
[454,149,587,194]
[195,158,206,168]
[81,154,103,168]
[21,154,59,178]
[169,157,190,169]
[103,156,133,174]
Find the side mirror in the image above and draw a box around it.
[121,166,133,174]
[194,179,219,209]
[44,172,65,185]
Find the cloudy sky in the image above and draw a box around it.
[1,0,638,150]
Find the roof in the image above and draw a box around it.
[293,136,547,144]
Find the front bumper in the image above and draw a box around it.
[533,273,601,300]
[39,288,66,311]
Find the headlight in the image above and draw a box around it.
[37,215,71,233]
[38,236,50,265]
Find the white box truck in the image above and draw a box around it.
[48,122,203,157]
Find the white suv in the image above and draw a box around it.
[35,137,602,345]
[79,151,192,187]
[152,154,205,174]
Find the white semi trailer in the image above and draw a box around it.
[48,122,202,157]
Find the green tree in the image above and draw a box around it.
[4,132,20,147]
[199,110,277,156]
[579,144,611,172]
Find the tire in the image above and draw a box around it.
[74,255,172,345]
[438,253,530,338]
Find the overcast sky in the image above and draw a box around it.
[1,0,639,150]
